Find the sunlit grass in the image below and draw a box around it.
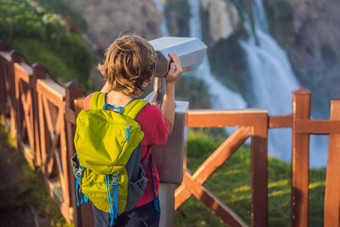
[175,129,326,226]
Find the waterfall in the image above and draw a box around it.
[154,0,328,167]
[240,0,328,167]
[187,0,247,111]
[240,0,300,115]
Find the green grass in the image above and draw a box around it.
[175,129,326,226]
[0,121,72,226]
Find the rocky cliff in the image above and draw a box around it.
[201,0,239,43]
[61,0,162,53]
[267,0,340,115]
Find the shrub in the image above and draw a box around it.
[0,0,92,88]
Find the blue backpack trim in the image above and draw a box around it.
[75,165,89,207]
[105,174,118,226]
[112,175,118,219]
[102,103,123,115]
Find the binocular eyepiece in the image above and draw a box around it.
[149,37,207,78]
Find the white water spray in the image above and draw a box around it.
[240,0,328,167]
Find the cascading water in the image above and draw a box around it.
[154,0,328,167]
[240,0,300,115]
[187,0,247,111]
[240,0,328,167]
[239,0,299,163]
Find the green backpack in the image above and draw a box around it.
[73,92,150,226]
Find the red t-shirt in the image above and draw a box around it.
[83,93,169,207]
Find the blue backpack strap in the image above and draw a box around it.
[149,154,161,212]
[76,165,85,207]
[105,175,115,226]
[112,175,118,220]
[102,104,123,114]
[104,174,119,227]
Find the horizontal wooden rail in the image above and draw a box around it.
[268,114,292,128]
[294,119,340,134]
[186,109,268,128]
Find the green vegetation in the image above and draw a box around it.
[208,35,248,94]
[175,74,212,109]
[0,0,92,88]
[165,0,191,37]
[33,0,87,32]
[175,130,326,226]
[0,122,71,226]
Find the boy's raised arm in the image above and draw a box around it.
[162,52,183,134]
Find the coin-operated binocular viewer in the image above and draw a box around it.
[145,37,206,226]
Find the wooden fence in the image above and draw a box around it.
[0,42,339,226]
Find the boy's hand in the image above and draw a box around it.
[166,52,183,83]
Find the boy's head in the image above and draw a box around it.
[98,34,157,97]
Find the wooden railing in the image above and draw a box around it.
[0,42,339,226]
[175,90,340,226]
[0,43,91,225]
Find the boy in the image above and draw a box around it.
[82,34,183,226]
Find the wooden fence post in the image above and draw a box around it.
[32,63,47,166]
[291,88,311,227]
[9,51,22,137]
[251,112,268,227]
[0,44,7,122]
[324,97,340,226]
[64,81,85,226]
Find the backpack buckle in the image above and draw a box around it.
[76,166,85,177]
[112,174,118,186]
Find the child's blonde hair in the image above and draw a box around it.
[98,34,157,97]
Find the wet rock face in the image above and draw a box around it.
[285,0,340,114]
[201,0,239,42]
[61,0,162,52]
[286,0,340,68]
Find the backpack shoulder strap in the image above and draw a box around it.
[123,99,149,119]
[89,91,105,109]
